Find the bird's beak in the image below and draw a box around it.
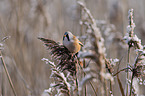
[64,35,66,37]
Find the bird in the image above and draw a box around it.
[38,31,83,75]
[63,31,83,54]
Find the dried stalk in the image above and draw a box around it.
[78,1,107,96]
[125,9,135,96]
[126,47,130,96]
[124,8,145,96]
[0,51,17,96]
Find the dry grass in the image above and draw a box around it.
[0,0,145,96]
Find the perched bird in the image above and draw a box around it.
[38,31,83,76]
[63,31,83,54]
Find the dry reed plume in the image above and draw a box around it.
[41,2,145,96]
[1,0,145,96]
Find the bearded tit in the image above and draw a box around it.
[63,31,83,54]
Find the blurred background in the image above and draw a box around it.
[0,0,145,96]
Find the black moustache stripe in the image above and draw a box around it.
[66,34,70,41]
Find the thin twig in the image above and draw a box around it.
[0,51,17,96]
[1,67,4,96]
[113,67,131,76]
[129,74,134,96]
[83,59,87,96]
[76,56,97,96]
[105,79,108,96]
[75,76,79,96]
[12,59,32,95]
[116,52,127,96]
[80,6,87,95]
[116,57,125,96]
[89,82,97,96]
[126,47,130,96]
[109,81,113,96]
[117,75,125,96]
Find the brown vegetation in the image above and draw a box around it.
[0,0,145,96]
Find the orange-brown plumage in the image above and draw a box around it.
[63,31,83,53]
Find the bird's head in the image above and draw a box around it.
[63,31,74,41]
